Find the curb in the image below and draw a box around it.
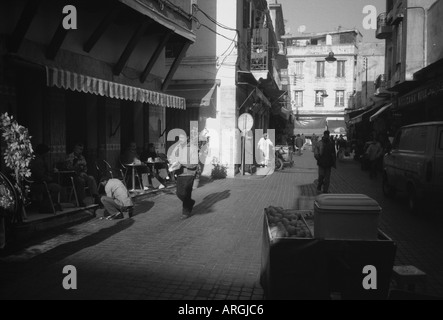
[6,206,98,248]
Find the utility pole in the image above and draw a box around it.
[365,57,368,106]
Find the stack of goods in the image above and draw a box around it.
[264,206,314,239]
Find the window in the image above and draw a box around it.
[337,61,346,77]
[294,61,304,76]
[293,91,303,107]
[315,91,324,106]
[398,127,427,153]
[316,61,325,78]
[335,90,345,106]
[392,131,401,150]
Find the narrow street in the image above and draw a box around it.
[1,150,442,300]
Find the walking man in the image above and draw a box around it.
[314,130,337,194]
[257,133,274,167]
[100,175,134,220]
[168,133,198,219]
[365,134,384,179]
[295,134,304,156]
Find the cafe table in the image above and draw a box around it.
[125,162,148,192]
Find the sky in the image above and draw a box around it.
[277,0,386,42]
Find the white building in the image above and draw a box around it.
[283,29,363,135]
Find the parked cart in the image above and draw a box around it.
[260,195,397,300]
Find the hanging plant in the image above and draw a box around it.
[0,113,34,215]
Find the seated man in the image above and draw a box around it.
[140,143,167,189]
[65,143,100,207]
[121,141,140,165]
[30,144,63,212]
[99,175,134,220]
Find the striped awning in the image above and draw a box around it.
[46,66,186,109]
[370,103,392,122]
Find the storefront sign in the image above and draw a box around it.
[399,80,443,107]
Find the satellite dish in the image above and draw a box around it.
[297,25,306,33]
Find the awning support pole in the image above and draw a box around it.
[238,87,256,112]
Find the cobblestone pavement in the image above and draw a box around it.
[0,150,442,300]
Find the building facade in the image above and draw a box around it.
[374,0,443,136]
[283,30,362,135]
[0,0,195,173]
[346,41,388,141]
[166,0,287,177]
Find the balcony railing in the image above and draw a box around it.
[376,13,392,39]
[251,28,270,71]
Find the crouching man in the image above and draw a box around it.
[99,175,134,220]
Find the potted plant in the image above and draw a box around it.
[1,113,34,224]
[211,157,227,180]
[0,171,17,249]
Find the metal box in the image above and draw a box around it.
[314,194,381,241]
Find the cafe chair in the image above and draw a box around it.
[25,179,57,215]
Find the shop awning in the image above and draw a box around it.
[327,119,346,134]
[166,83,218,108]
[251,70,270,82]
[293,118,327,135]
[46,66,185,109]
[254,87,271,108]
[279,107,291,120]
[348,104,382,125]
[118,0,196,42]
[370,103,392,122]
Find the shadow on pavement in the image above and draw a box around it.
[295,184,318,210]
[192,190,231,216]
[131,201,155,217]
[18,219,135,266]
[195,176,213,188]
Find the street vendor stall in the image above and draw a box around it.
[260,195,397,300]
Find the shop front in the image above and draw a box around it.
[395,76,443,127]
[0,0,195,173]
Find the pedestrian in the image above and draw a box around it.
[168,133,198,219]
[65,143,100,207]
[257,133,274,167]
[99,175,134,220]
[289,134,296,157]
[314,130,337,194]
[311,133,317,152]
[301,133,306,150]
[295,134,304,156]
[336,134,347,160]
[140,142,166,189]
[365,135,384,179]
